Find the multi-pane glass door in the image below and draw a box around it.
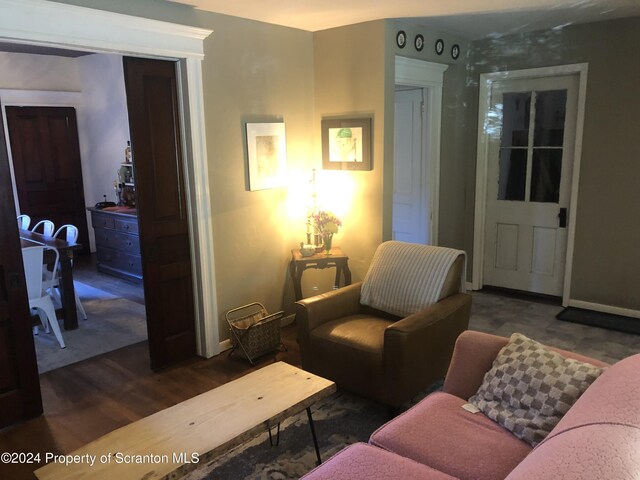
[483,74,579,296]
[498,89,567,203]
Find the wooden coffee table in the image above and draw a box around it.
[34,362,336,480]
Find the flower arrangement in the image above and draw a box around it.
[310,210,342,235]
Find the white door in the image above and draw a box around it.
[393,88,429,244]
[483,75,579,296]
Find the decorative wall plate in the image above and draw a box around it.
[414,34,424,51]
[396,30,407,48]
[451,44,460,60]
[435,38,444,55]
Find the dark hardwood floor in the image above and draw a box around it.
[0,326,300,480]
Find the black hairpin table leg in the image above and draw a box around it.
[268,423,281,446]
[307,407,322,465]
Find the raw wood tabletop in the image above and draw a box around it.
[34,362,336,480]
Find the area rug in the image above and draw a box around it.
[33,281,148,373]
[556,307,640,335]
[183,382,442,480]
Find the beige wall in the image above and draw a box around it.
[201,16,315,340]
[467,17,640,310]
[313,21,388,285]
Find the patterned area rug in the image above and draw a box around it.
[183,382,442,480]
[33,281,148,373]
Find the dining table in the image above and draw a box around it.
[20,229,83,330]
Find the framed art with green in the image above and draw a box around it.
[321,117,372,171]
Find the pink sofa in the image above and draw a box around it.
[302,330,640,480]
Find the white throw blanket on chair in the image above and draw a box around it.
[360,241,465,317]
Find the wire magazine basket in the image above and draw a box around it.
[226,302,285,364]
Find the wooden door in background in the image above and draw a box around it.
[7,106,89,253]
[123,57,196,370]
[0,104,43,429]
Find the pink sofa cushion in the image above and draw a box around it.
[301,442,458,480]
[544,353,640,441]
[370,392,532,480]
[506,423,640,480]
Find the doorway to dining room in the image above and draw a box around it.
[1,49,150,374]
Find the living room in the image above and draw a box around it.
[0,0,639,478]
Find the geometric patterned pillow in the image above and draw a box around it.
[469,333,604,446]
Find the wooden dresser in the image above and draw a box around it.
[87,207,142,283]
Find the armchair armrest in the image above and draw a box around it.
[382,293,472,404]
[294,282,363,339]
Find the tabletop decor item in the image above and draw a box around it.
[310,210,342,255]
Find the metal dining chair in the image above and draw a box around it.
[22,246,66,348]
[31,220,55,237]
[46,224,87,321]
[17,214,31,230]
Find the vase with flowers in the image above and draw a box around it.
[310,210,342,255]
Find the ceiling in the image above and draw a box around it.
[166,0,640,38]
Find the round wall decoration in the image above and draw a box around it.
[435,38,444,55]
[451,44,460,60]
[396,30,407,48]
[414,34,424,51]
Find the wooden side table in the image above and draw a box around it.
[290,247,352,301]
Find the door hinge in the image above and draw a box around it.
[421,101,425,114]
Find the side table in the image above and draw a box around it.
[290,247,352,301]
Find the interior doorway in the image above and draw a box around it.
[393,56,448,246]
[393,87,429,244]
[1,53,150,374]
[0,0,215,429]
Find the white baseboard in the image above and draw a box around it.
[465,281,474,291]
[281,313,295,327]
[219,338,232,352]
[568,299,640,319]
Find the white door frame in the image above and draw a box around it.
[0,0,221,357]
[395,56,448,245]
[472,63,588,306]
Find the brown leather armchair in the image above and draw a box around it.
[294,241,472,407]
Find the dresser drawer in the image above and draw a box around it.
[95,228,141,254]
[115,217,139,235]
[91,212,116,230]
[96,248,143,277]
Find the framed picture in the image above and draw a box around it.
[245,122,287,191]
[321,117,372,171]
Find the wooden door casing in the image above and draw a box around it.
[123,57,196,370]
[0,105,43,429]
[6,106,90,253]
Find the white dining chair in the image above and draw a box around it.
[32,220,55,237]
[46,224,87,321]
[22,246,66,349]
[17,214,31,230]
